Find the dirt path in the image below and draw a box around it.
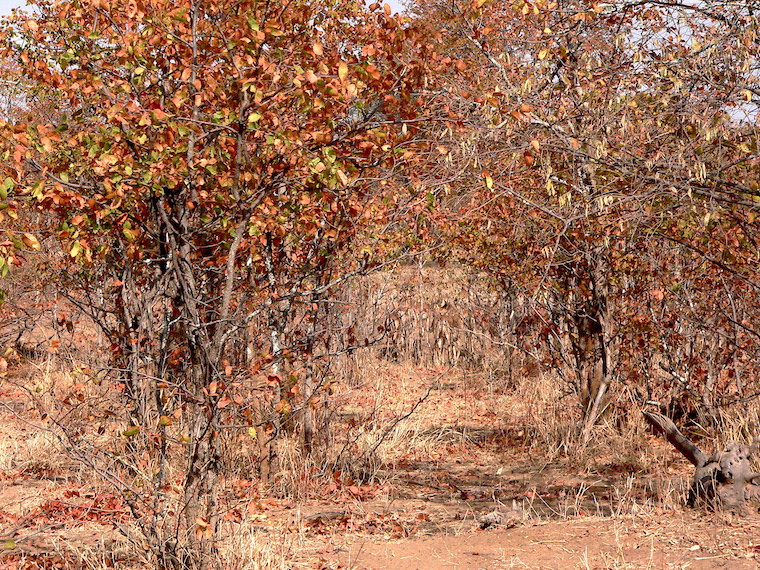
[324,514,760,569]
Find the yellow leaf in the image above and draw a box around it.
[485,175,493,189]
[22,233,40,251]
[338,61,348,82]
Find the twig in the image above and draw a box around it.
[361,382,436,462]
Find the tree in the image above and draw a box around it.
[412,0,760,430]
[0,0,438,566]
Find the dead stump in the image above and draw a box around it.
[643,411,760,512]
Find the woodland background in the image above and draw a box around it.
[0,0,758,568]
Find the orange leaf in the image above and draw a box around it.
[312,42,323,56]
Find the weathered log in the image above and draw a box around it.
[643,410,760,512]
[642,411,706,467]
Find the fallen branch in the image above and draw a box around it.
[643,410,760,512]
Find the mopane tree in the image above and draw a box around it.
[412,0,760,429]
[0,0,437,566]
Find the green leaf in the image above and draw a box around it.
[0,177,14,199]
[31,181,44,200]
[324,147,337,164]
[70,240,82,258]
[2,539,15,550]
[122,426,140,437]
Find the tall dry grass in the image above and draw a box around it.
[334,264,534,389]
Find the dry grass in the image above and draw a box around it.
[217,522,303,570]
[0,431,66,475]
[1,353,757,568]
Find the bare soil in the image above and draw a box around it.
[322,514,760,569]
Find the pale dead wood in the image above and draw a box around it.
[643,410,760,512]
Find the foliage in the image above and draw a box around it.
[0,0,439,566]
[412,0,760,425]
